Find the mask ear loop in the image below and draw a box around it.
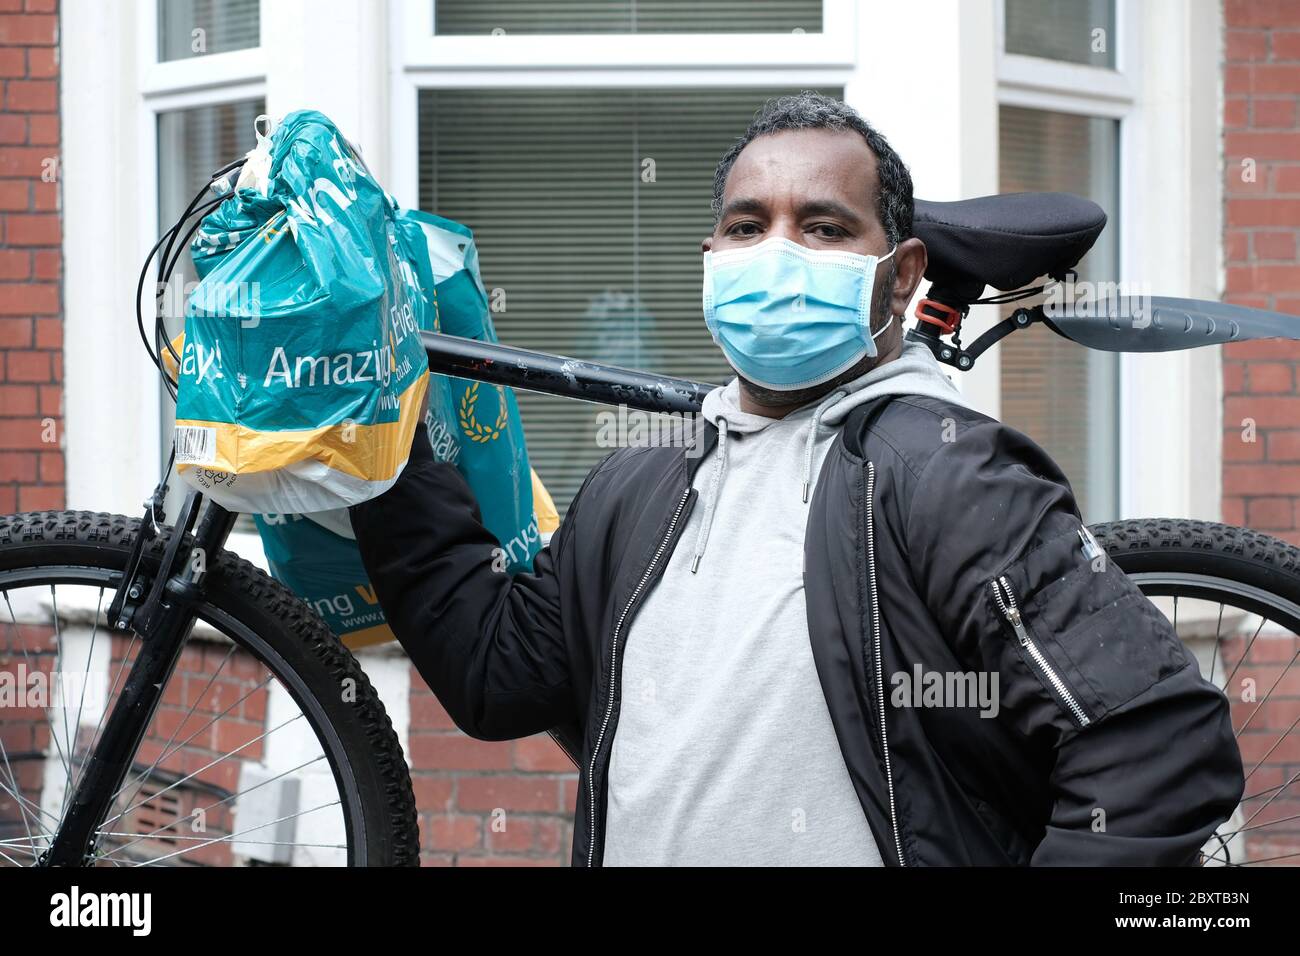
[868,245,900,341]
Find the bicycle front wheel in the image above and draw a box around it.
[0,511,419,866]
[1094,518,1300,867]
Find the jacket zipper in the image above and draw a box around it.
[865,461,906,866]
[585,485,693,867]
[990,575,1091,728]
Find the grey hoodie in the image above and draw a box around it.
[602,339,973,866]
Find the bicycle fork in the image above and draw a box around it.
[41,491,236,866]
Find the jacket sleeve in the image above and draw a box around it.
[348,421,585,742]
[904,419,1245,865]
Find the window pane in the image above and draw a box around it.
[998,106,1120,522]
[433,0,822,34]
[1004,0,1115,68]
[159,0,260,61]
[419,87,840,512]
[157,99,265,519]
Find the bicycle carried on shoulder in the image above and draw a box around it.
[0,171,1296,866]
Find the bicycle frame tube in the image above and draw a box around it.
[43,496,238,866]
[422,331,714,414]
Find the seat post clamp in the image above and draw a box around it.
[914,298,966,336]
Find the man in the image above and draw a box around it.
[350,92,1243,866]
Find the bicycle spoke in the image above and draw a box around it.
[0,845,29,867]
[1209,603,1224,686]
[1236,850,1300,865]
[96,754,327,863]
[106,671,275,811]
[48,586,78,824]
[1242,779,1292,802]
[0,759,58,826]
[1235,648,1300,738]
[0,731,40,854]
[1242,714,1300,783]
[100,833,347,849]
[0,766,58,832]
[101,712,305,830]
[1220,811,1300,837]
[66,588,103,789]
[1223,615,1266,690]
[128,799,341,867]
[0,834,47,848]
[114,642,237,838]
[2,589,74,827]
[0,834,43,864]
[1235,766,1300,834]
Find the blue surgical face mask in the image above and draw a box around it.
[703,237,897,391]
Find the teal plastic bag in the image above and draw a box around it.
[182,110,541,645]
[176,110,429,514]
[402,209,538,569]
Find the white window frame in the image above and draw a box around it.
[136,1,269,558]
[995,0,1139,523]
[63,0,269,565]
[389,0,861,210]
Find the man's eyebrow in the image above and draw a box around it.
[718,197,767,219]
[795,199,866,223]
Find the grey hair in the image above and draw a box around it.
[710,92,914,246]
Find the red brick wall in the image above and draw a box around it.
[1224,0,1300,537]
[0,0,60,513]
[409,669,577,865]
[1222,0,1300,865]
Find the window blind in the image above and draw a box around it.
[1004,0,1115,68]
[159,0,261,62]
[998,105,1120,522]
[419,87,840,512]
[433,0,823,34]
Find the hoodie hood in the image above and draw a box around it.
[687,338,973,571]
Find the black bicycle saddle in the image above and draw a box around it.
[914,192,1107,305]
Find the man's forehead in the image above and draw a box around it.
[723,128,878,213]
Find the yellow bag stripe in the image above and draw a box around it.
[176,372,428,482]
[341,623,397,649]
[531,468,560,534]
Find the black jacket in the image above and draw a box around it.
[349,393,1244,866]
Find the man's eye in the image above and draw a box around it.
[809,223,845,238]
[727,222,762,237]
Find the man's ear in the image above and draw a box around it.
[701,235,714,253]
[888,237,927,318]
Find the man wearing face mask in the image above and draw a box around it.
[350,92,1242,867]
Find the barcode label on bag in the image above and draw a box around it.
[174,426,217,466]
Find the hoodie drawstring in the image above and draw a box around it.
[690,388,847,573]
[690,417,728,573]
[802,390,847,503]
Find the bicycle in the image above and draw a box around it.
[0,168,1296,865]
